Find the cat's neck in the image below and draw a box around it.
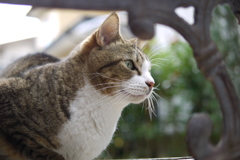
[70,79,128,131]
[68,30,98,62]
[56,79,128,160]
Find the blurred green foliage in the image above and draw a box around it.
[211,4,240,96]
[100,4,239,159]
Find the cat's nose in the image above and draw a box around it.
[146,81,155,89]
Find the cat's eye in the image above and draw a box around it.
[124,60,134,70]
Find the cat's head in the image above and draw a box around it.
[73,13,155,105]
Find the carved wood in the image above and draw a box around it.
[0,0,240,159]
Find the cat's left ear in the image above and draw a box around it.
[96,12,121,47]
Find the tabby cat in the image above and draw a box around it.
[0,12,155,160]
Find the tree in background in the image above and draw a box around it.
[100,4,239,159]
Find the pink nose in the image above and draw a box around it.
[146,81,155,89]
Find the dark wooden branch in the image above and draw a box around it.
[0,0,130,10]
[1,0,240,160]
[227,0,240,24]
[120,158,193,160]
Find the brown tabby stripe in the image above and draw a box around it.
[22,122,58,149]
[50,66,71,119]
[3,112,58,150]
[136,52,140,62]
[98,59,122,72]
[2,130,58,160]
[0,12,153,160]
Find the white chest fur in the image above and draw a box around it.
[55,82,128,160]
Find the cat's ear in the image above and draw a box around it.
[96,12,120,47]
[130,38,147,50]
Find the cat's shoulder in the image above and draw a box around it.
[1,53,59,78]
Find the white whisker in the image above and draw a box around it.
[105,93,128,111]
[89,82,123,93]
[92,90,124,107]
[152,90,161,99]
[151,57,169,68]
[83,72,125,82]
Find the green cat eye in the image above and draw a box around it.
[124,60,134,70]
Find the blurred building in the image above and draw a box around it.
[0,5,134,70]
[0,3,194,70]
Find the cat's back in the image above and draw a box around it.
[0,53,59,78]
[0,53,66,160]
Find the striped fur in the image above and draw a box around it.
[0,13,155,160]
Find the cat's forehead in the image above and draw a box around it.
[107,40,148,62]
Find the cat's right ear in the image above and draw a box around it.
[96,12,121,47]
[129,38,147,50]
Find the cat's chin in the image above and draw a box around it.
[131,95,150,104]
[120,90,149,104]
